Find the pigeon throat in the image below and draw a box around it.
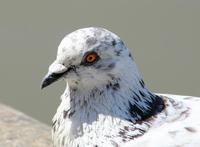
[61,77,165,124]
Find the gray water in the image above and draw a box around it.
[0,0,199,125]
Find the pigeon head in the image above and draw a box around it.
[41,27,136,91]
[41,28,165,147]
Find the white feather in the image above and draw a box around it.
[125,94,200,147]
[42,27,200,147]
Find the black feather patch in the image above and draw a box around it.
[129,94,165,121]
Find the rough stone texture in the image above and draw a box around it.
[0,103,53,147]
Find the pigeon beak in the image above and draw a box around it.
[41,62,70,89]
[41,62,76,89]
[41,71,66,89]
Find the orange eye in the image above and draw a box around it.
[85,52,98,63]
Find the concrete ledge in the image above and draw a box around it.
[0,103,53,147]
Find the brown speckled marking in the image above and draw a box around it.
[184,127,197,133]
[162,96,170,107]
[162,96,190,122]
[118,123,149,143]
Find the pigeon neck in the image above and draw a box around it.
[62,77,165,123]
[52,74,165,147]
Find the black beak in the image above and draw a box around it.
[41,72,65,89]
[41,66,75,89]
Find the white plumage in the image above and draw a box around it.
[125,94,200,147]
[41,27,200,147]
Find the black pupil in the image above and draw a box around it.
[88,55,94,62]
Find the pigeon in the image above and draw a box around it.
[41,27,200,147]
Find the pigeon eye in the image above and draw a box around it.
[83,52,99,65]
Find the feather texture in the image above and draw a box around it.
[41,27,200,147]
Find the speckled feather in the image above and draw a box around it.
[125,94,200,147]
[43,27,200,147]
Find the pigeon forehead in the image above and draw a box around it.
[57,27,122,57]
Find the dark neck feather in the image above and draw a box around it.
[103,76,165,122]
[128,91,165,122]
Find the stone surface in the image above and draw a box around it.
[0,103,53,147]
